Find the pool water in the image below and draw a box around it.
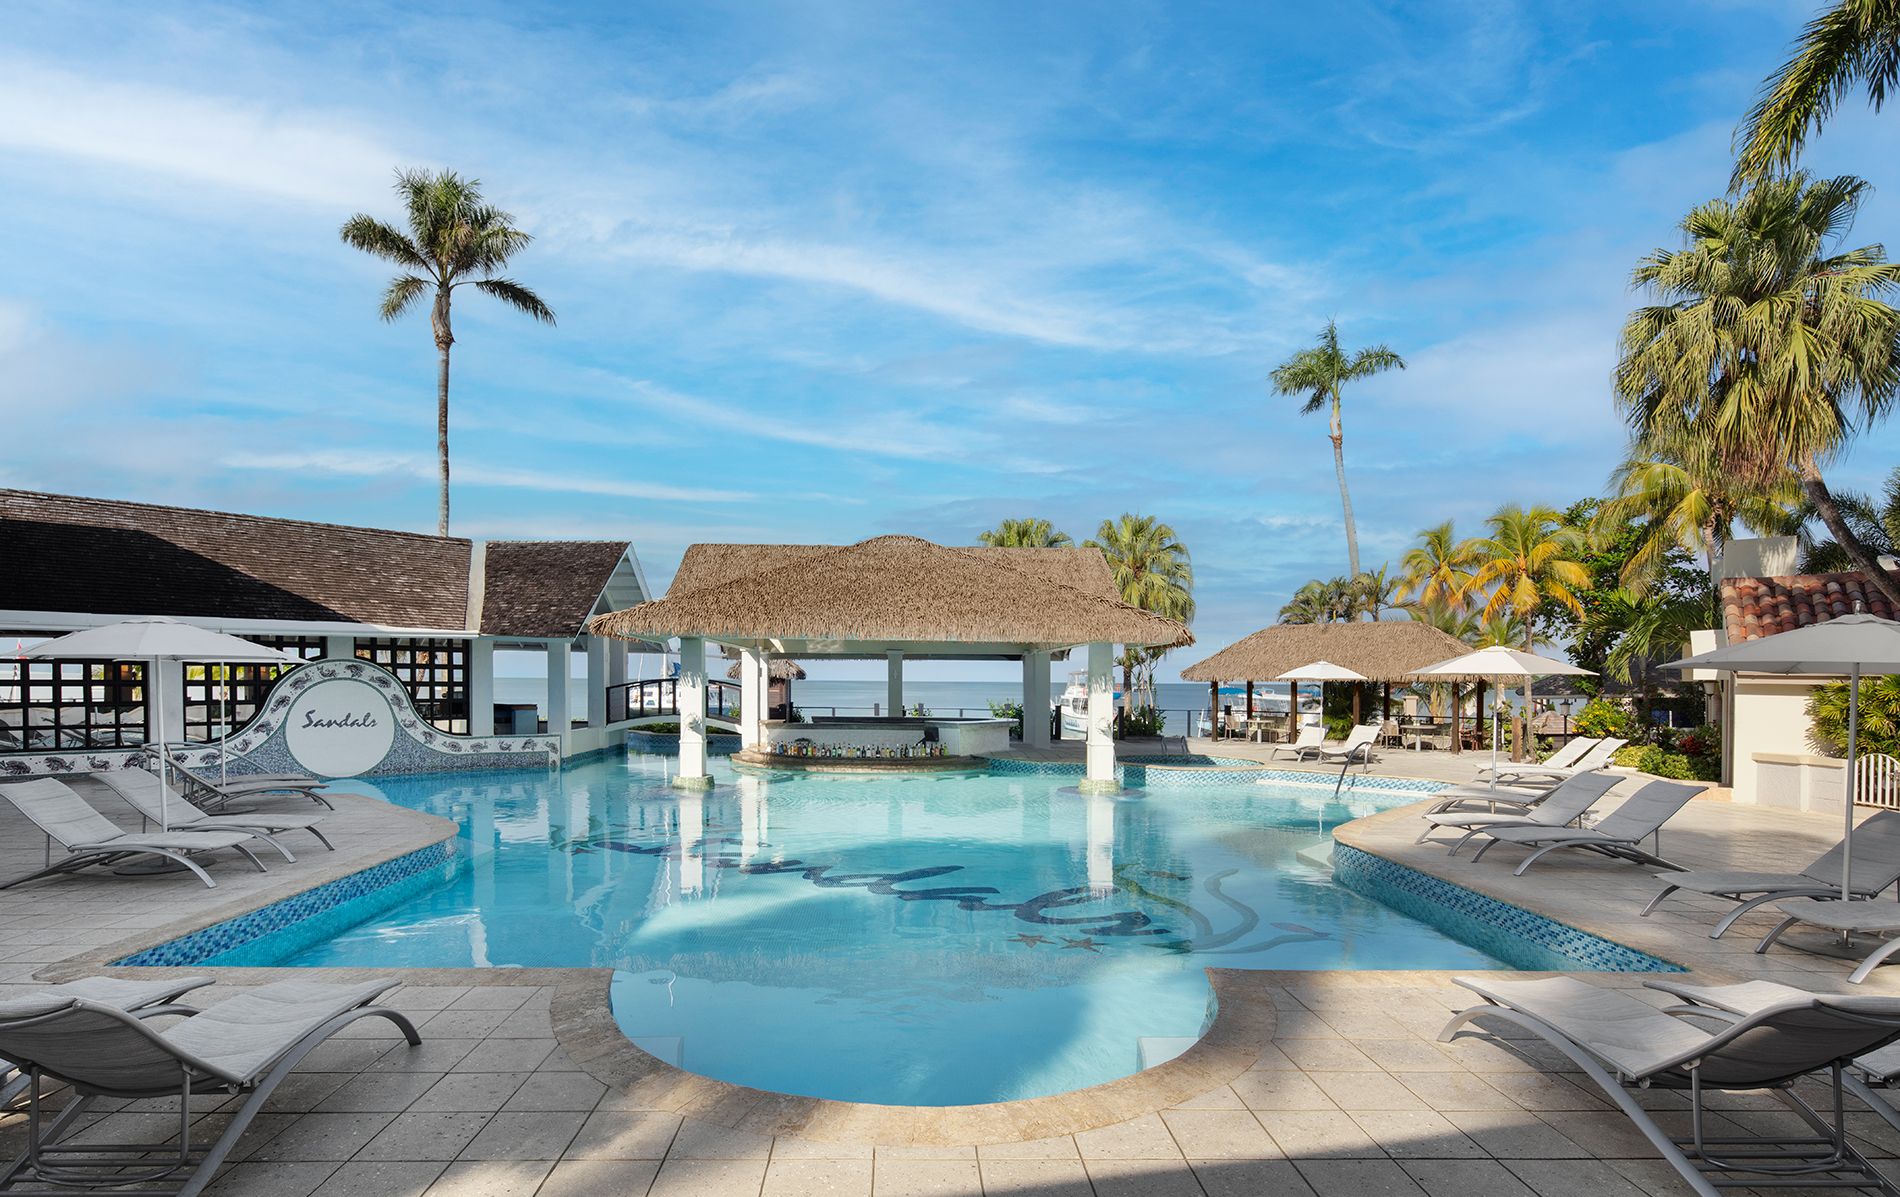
[281,756,1503,1105]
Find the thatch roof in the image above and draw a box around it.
[669,542,1117,602]
[725,657,806,680]
[589,535,1190,651]
[1179,621,1471,684]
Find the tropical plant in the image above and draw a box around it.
[1614,172,1900,607]
[1808,675,1900,758]
[1467,505,1591,648]
[1599,436,1802,593]
[1734,0,1900,183]
[977,518,1073,548]
[1268,320,1405,576]
[340,169,555,535]
[1399,521,1481,612]
[1583,587,1710,684]
[1573,698,1631,740]
[1351,565,1404,620]
[1799,466,1900,571]
[1083,514,1194,706]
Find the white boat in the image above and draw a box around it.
[1055,672,1155,737]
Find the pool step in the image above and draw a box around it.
[1295,839,1335,872]
[1138,1037,1199,1069]
[628,1035,683,1067]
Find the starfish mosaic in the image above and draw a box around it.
[1060,936,1103,953]
[1008,933,1052,947]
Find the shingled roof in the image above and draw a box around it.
[1721,570,1900,643]
[1,490,638,639]
[669,542,1119,602]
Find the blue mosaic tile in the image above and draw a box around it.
[1332,843,1682,973]
[115,841,459,968]
[624,730,740,756]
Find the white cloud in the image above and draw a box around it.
[0,60,404,209]
[224,450,753,503]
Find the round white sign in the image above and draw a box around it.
[284,678,396,777]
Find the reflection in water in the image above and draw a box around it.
[1086,793,1115,895]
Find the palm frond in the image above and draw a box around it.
[469,277,556,324]
[379,275,430,322]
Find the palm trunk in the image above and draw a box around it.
[432,288,455,537]
[1330,393,1360,577]
[1799,456,1900,608]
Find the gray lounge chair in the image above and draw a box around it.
[95,770,333,861]
[1641,810,1900,938]
[1440,974,1900,1197]
[1315,724,1379,768]
[163,760,332,812]
[1415,770,1623,848]
[0,977,212,1107]
[1473,735,1598,782]
[0,778,267,890]
[1466,778,1705,875]
[1474,737,1626,787]
[0,978,418,1197]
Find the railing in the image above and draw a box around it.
[605,678,740,723]
[1858,754,1900,809]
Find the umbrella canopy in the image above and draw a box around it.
[1410,646,1595,779]
[1664,613,1900,899]
[20,617,302,665]
[22,618,302,829]
[1276,660,1367,682]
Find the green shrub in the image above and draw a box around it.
[1122,705,1167,738]
[1574,698,1629,740]
[1808,676,1900,757]
[989,701,1025,739]
[1612,742,1715,781]
[1324,713,1354,740]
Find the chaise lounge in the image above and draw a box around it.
[1464,778,1704,876]
[0,778,269,890]
[95,769,334,861]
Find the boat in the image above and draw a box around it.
[1055,671,1155,737]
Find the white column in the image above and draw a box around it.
[586,636,609,728]
[322,635,355,661]
[676,636,712,787]
[677,791,704,894]
[545,639,572,751]
[608,640,629,689]
[1083,641,1118,792]
[467,639,495,736]
[887,650,904,716]
[738,649,762,750]
[1022,651,1051,748]
[755,654,772,739]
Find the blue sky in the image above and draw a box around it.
[6,0,1900,682]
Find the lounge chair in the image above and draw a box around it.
[1753,899,1900,985]
[0,977,212,1107]
[1439,974,1900,1197]
[1269,726,1324,760]
[96,769,333,861]
[164,761,332,812]
[1475,735,1598,780]
[1315,724,1379,768]
[1414,770,1623,849]
[0,778,268,891]
[1466,778,1705,876]
[1477,737,1627,788]
[1641,809,1900,938]
[0,978,419,1197]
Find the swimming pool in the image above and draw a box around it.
[234,755,1518,1104]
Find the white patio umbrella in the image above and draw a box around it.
[1274,661,1367,735]
[1409,646,1595,782]
[22,618,301,829]
[1666,613,1900,900]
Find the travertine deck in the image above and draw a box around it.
[0,765,1894,1196]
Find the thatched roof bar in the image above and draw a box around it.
[588,535,1191,651]
[1179,621,1471,684]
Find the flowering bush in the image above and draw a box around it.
[1573,698,1630,740]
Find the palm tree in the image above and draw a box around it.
[1586,588,1711,684]
[1399,521,1482,612]
[1468,506,1592,646]
[1279,577,1355,624]
[1084,515,1194,705]
[1269,321,1405,576]
[1598,433,1802,594]
[1734,1,1900,183]
[1615,173,1900,607]
[1351,566,1404,620]
[340,169,555,535]
[977,518,1073,548]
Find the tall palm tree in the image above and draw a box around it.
[1084,515,1194,705]
[1800,466,1900,570]
[1614,173,1900,606]
[1599,433,1802,594]
[1269,320,1405,576]
[1399,521,1482,612]
[1279,577,1357,624]
[341,169,555,535]
[1734,0,1900,183]
[1469,506,1590,759]
[1351,566,1403,621]
[977,518,1073,548]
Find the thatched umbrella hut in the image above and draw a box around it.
[725,655,806,719]
[1180,621,1471,745]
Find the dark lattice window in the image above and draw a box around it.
[0,654,147,751]
[355,638,469,733]
[179,637,325,743]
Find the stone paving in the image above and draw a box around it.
[0,762,1895,1195]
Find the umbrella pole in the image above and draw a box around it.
[220,660,229,787]
[153,657,168,833]
[1845,663,1860,901]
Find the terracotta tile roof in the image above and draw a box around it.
[1721,571,1900,643]
[1,490,634,640]
[478,541,633,639]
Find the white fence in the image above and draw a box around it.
[1857,753,1900,809]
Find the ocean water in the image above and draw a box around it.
[269,757,1502,1105]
